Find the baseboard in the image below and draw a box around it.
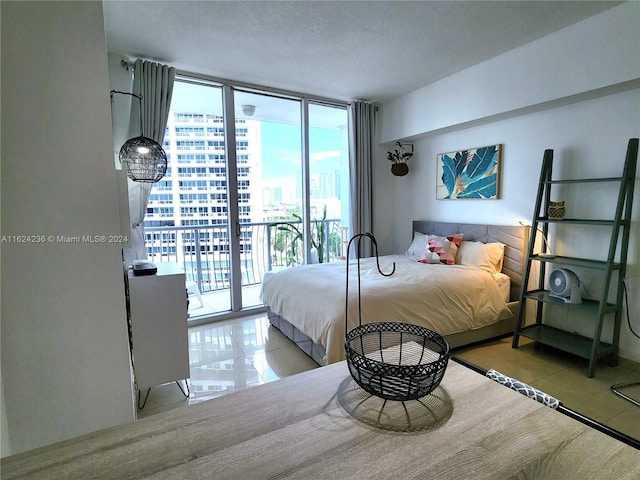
[618,356,640,374]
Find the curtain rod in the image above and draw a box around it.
[121,59,134,70]
[120,58,351,107]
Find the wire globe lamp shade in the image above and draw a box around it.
[119,136,168,182]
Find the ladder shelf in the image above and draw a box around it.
[512,138,638,377]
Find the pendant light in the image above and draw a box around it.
[111,90,168,182]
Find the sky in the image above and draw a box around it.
[260,122,344,179]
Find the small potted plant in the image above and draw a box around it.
[387,141,413,176]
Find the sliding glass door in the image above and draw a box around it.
[145,80,236,315]
[230,90,303,309]
[143,77,348,319]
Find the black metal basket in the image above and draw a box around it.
[344,233,450,401]
[345,321,449,401]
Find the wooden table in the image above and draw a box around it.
[3,358,639,479]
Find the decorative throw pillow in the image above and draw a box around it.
[456,241,505,273]
[405,232,428,259]
[419,234,463,265]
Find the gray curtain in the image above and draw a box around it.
[126,59,176,261]
[348,101,375,257]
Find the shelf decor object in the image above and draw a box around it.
[512,138,638,377]
[436,144,501,199]
[344,233,450,401]
[548,200,566,220]
[111,89,168,183]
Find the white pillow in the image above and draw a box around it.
[405,232,428,259]
[456,241,505,274]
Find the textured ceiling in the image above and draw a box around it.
[103,1,621,103]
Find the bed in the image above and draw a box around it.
[262,221,528,365]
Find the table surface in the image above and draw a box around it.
[3,356,639,479]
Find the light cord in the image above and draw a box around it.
[624,278,640,339]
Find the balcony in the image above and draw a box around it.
[144,219,345,318]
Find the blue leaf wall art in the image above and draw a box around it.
[436,144,501,200]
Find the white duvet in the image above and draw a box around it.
[262,255,512,364]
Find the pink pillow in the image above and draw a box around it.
[419,234,463,265]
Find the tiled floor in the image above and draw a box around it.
[137,312,319,417]
[138,312,640,443]
[454,336,640,441]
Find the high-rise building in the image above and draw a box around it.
[143,112,261,281]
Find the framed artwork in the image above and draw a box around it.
[436,144,502,199]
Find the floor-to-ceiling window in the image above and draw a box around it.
[144,76,349,320]
[308,102,350,263]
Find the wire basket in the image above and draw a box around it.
[344,233,450,401]
[345,321,450,401]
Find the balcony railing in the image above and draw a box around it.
[144,219,344,294]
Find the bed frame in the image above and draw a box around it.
[267,221,528,365]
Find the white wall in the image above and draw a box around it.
[375,2,640,365]
[1,1,135,456]
[109,55,135,169]
[379,2,640,144]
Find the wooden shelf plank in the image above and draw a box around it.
[523,290,618,315]
[518,324,614,360]
[543,176,623,184]
[535,217,617,226]
[529,254,622,271]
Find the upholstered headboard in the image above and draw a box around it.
[412,221,528,303]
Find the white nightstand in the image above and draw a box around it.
[126,262,190,408]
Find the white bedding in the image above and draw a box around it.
[262,254,512,364]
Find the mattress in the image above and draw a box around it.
[262,255,513,364]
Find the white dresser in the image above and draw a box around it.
[126,262,190,395]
